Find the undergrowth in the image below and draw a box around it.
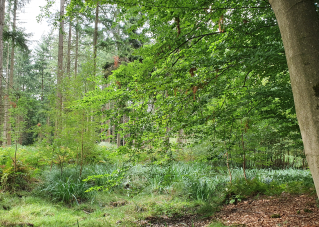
[0,145,314,226]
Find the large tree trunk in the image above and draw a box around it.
[269,0,319,198]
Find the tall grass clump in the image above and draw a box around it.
[223,168,315,204]
[38,167,96,204]
[124,164,315,204]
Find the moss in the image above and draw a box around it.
[270,214,280,218]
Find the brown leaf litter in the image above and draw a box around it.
[215,193,319,227]
[138,194,319,226]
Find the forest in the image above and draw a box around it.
[0,0,319,226]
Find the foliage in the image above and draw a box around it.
[0,159,32,192]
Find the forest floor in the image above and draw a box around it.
[215,193,319,227]
[137,193,319,227]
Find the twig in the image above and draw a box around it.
[288,215,308,218]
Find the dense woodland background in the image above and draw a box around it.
[0,0,317,226]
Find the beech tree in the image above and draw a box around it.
[269,0,319,198]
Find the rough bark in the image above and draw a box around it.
[269,0,319,198]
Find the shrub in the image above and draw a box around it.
[0,160,32,192]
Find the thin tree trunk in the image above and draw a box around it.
[113,124,116,144]
[117,115,121,147]
[0,0,5,136]
[7,0,17,146]
[57,0,65,133]
[80,124,84,178]
[242,129,247,181]
[106,102,110,143]
[67,19,72,77]
[93,2,99,76]
[269,0,319,198]
[3,43,10,146]
[74,18,79,78]
[224,141,232,184]
[41,68,44,101]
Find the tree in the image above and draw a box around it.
[0,0,5,140]
[269,0,319,198]
[57,0,65,133]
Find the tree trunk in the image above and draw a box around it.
[41,68,44,101]
[269,0,319,198]
[93,2,99,76]
[3,43,10,146]
[75,18,79,78]
[67,19,72,77]
[7,0,17,146]
[57,0,65,132]
[106,102,110,143]
[0,0,5,145]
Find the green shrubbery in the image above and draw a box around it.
[0,144,314,210]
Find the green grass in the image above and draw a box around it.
[0,145,314,226]
[0,190,209,226]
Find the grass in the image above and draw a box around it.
[0,164,314,226]
[0,145,315,226]
[0,190,208,226]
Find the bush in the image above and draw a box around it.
[0,160,32,192]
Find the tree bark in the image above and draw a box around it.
[67,19,72,77]
[7,0,17,146]
[93,2,99,77]
[269,0,319,198]
[57,0,65,132]
[3,43,10,146]
[0,0,5,144]
[75,18,79,78]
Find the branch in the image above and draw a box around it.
[242,70,252,87]
[168,31,221,57]
[108,1,271,10]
